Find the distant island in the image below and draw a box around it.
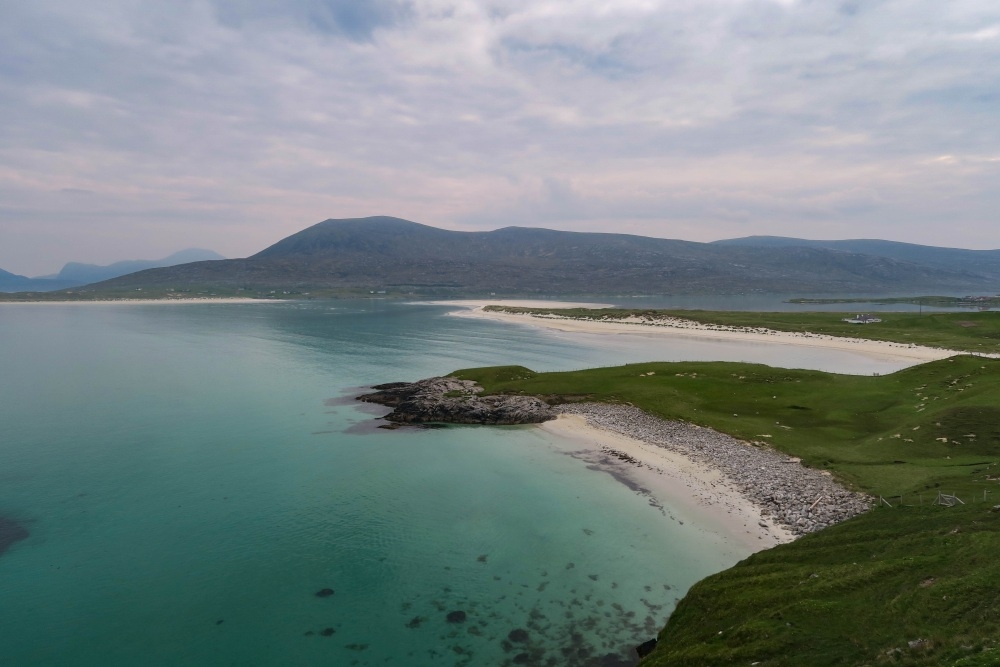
[0,248,224,293]
[3,216,1000,300]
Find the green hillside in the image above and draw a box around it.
[648,503,1000,666]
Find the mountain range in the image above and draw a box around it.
[712,236,1000,280]
[62,216,1000,297]
[0,249,224,292]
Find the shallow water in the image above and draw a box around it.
[0,300,904,665]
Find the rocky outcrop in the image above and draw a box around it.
[357,377,554,425]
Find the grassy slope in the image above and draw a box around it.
[483,307,1000,355]
[649,504,1000,666]
[452,359,1000,665]
[455,357,1000,498]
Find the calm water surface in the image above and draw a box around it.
[0,300,903,665]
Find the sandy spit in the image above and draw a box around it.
[453,304,980,364]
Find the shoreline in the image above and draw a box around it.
[422,298,615,310]
[452,304,975,364]
[541,404,870,548]
[538,412,795,553]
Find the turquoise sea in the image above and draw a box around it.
[0,300,909,666]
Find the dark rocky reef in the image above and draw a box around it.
[357,377,554,425]
[635,638,657,659]
[0,516,29,557]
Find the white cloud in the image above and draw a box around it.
[955,24,1000,41]
[1,0,1000,273]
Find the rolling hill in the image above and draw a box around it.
[73,217,1000,297]
[713,236,1000,282]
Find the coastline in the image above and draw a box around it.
[452,304,974,364]
[423,298,615,310]
[539,412,795,553]
[540,403,870,549]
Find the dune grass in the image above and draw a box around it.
[454,356,1000,499]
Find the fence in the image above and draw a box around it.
[876,489,994,508]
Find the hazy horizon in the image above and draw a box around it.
[2,1,999,275]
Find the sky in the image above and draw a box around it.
[1,0,999,275]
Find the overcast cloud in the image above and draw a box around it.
[1,0,998,274]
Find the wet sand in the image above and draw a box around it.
[540,414,795,554]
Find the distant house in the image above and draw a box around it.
[842,314,882,324]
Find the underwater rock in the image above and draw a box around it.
[320,628,336,637]
[315,588,335,598]
[508,628,529,643]
[0,516,29,556]
[635,638,657,658]
[446,610,467,623]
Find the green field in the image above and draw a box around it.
[451,357,1000,665]
[454,357,1000,499]
[483,306,1000,355]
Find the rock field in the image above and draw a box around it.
[357,377,554,425]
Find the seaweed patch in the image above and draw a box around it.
[0,516,29,556]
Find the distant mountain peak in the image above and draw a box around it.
[0,248,227,292]
[54,248,226,284]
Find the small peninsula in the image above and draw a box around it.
[472,305,1000,357]
[357,376,554,425]
[364,355,1000,665]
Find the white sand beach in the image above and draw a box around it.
[424,298,615,310]
[448,302,975,364]
[539,413,795,553]
[435,300,929,552]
